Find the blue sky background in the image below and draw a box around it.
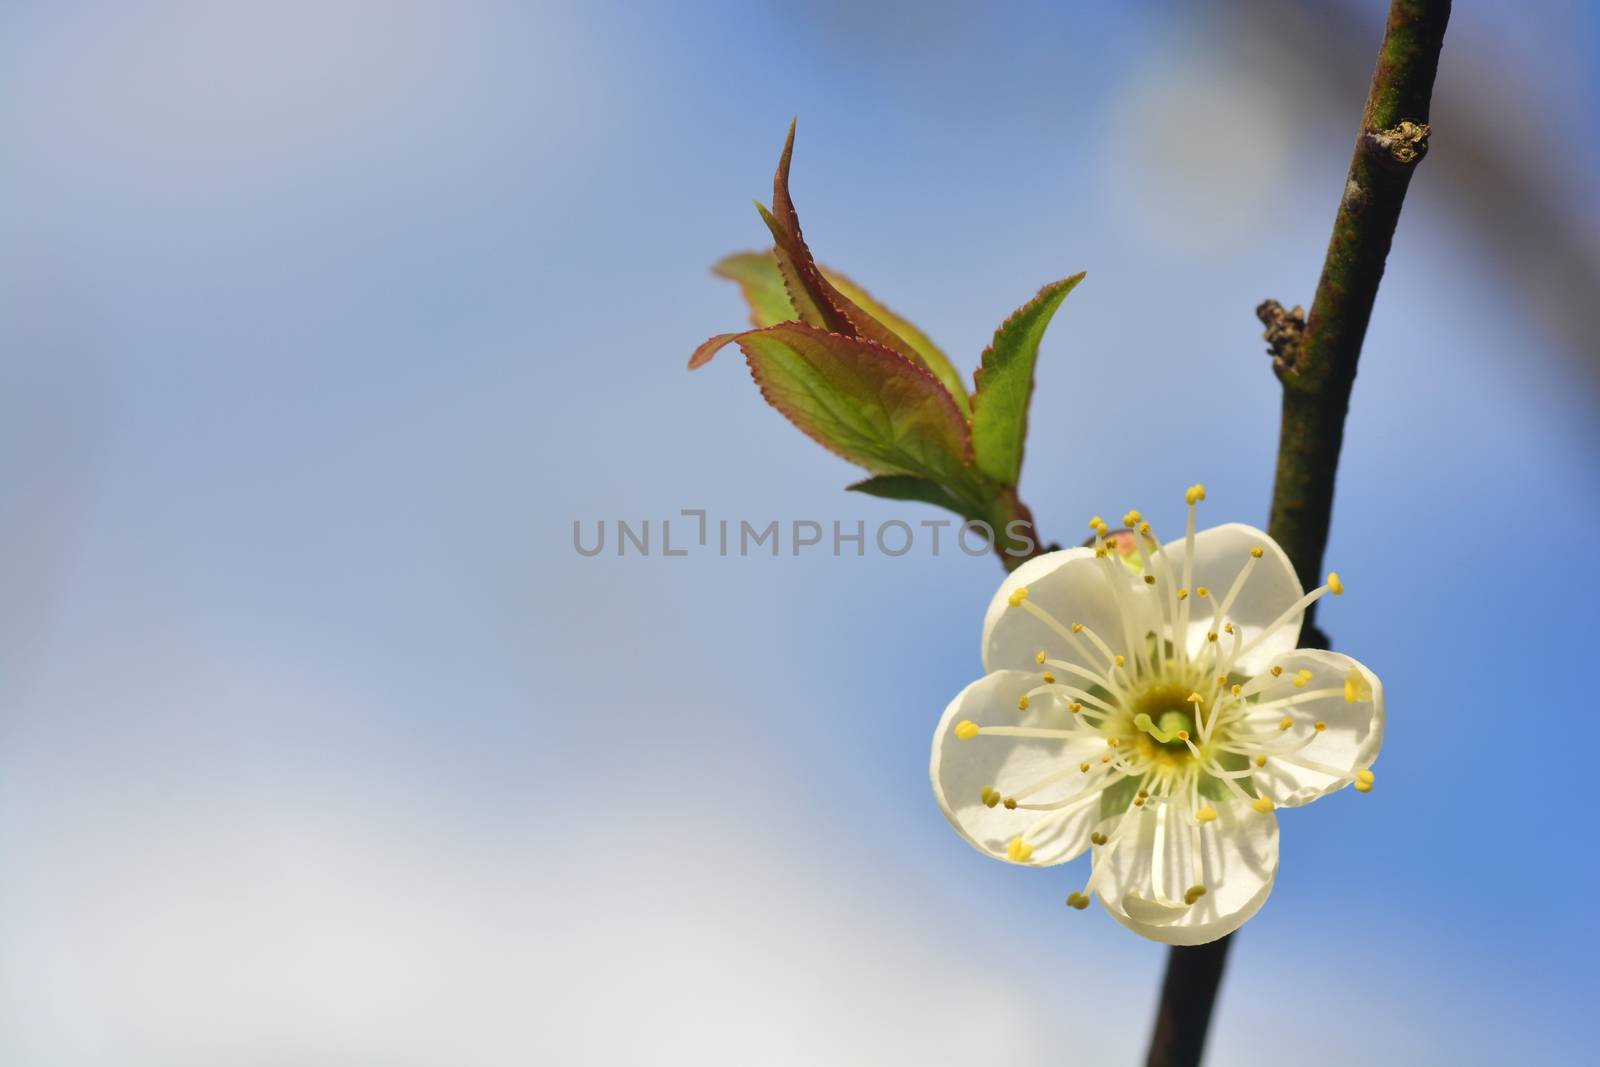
[1,1,1597,1063]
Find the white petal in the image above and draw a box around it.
[931,670,1109,866]
[982,548,1147,675]
[1149,523,1302,675]
[1094,798,1279,946]
[1246,650,1384,807]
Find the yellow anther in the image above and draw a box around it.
[1252,797,1276,814]
[1175,730,1190,741]
[1327,571,1344,596]
[1107,738,1119,747]
[1138,521,1152,536]
[1123,510,1143,526]
[1354,779,1373,793]
[1196,586,1210,598]
[1143,574,1156,585]
[1136,789,1149,800]
[1042,672,1056,684]
[1006,836,1034,862]
[1278,717,1294,731]
[955,720,981,740]
[1254,754,1268,767]
[1344,669,1372,703]
[1177,588,1189,601]
[1008,586,1030,608]
[1356,769,1375,785]
[1017,695,1030,711]
[1230,684,1242,696]
[1270,666,1284,677]
[980,786,1000,808]
[1114,654,1126,667]
[1207,631,1219,643]
[1088,515,1108,535]
[1090,831,1109,846]
[1185,483,1206,505]
[1224,622,1234,634]
[1214,676,1227,687]
[1196,806,1218,823]
[1095,546,1108,558]
[1079,761,1091,773]
[1035,649,1047,665]
[1133,795,1146,807]
[1183,884,1208,905]
[1071,622,1084,634]
[1069,702,1083,714]
[1003,797,1018,810]
[1293,669,1313,688]
[1250,546,1264,558]
[1066,891,1091,910]
[1314,720,1327,732]
[1101,754,1112,764]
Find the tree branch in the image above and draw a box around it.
[1144,4,1451,1067]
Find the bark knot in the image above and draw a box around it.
[1256,299,1306,378]
[1365,119,1430,166]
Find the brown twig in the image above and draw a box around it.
[1144,3,1451,1066]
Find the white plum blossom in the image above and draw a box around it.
[931,485,1383,945]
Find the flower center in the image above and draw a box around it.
[1130,683,1199,753]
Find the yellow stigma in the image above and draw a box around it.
[1293,669,1313,688]
[1278,716,1294,731]
[1327,571,1344,595]
[1183,884,1208,905]
[1008,586,1030,608]
[1252,797,1276,814]
[1006,836,1034,862]
[1185,483,1206,505]
[1250,545,1264,558]
[1196,806,1218,823]
[980,786,1000,808]
[1017,695,1030,711]
[1066,891,1090,910]
[1042,672,1056,685]
[1175,730,1189,741]
[1035,649,1047,665]
[955,720,981,740]
[1090,831,1109,845]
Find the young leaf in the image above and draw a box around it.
[709,249,970,416]
[970,274,1085,488]
[735,321,974,489]
[846,474,978,518]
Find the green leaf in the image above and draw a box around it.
[712,252,798,327]
[970,273,1085,487]
[735,321,974,488]
[846,474,977,518]
[709,249,970,417]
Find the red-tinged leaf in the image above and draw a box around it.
[970,274,1085,488]
[689,332,743,370]
[761,122,954,381]
[708,249,970,415]
[735,321,976,494]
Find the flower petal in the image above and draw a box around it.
[1247,650,1384,807]
[931,670,1109,866]
[1094,798,1279,946]
[1149,523,1302,674]
[982,548,1145,675]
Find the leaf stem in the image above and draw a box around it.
[1143,4,1451,1066]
